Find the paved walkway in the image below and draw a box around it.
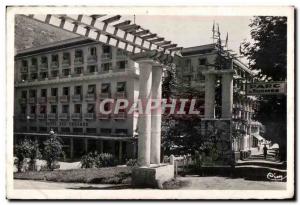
[177,176,286,190]
[14,176,286,190]
[14,179,126,190]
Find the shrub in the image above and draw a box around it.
[126,159,138,167]
[14,138,40,172]
[81,152,117,168]
[43,134,64,170]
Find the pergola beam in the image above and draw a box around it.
[102,15,121,24]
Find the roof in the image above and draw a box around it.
[15,37,97,58]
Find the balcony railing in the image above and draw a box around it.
[71,113,81,120]
[40,63,48,70]
[19,98,27,104]
[62,59,70,67]
[38,97,47,104]
[37,114,46,119]
[97,113,110,120]
[28,97,36,104]
[98,93,111,99]
[74,57,84,65]
[101,53,112,60]
[21,66,28,73]
[59,113,69,120]
[51,62,59,69]
[113,112,126,120]
[84,113,95,120]
[48,96,57,104]
[72,95,81,102]
[30,65,38,72]
[87,55,97,62]
[85,94,96,101]
[115,92,126,99]
[60,95,69,103]
[47,113,57,120]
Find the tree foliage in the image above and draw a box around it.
[43,133,64,170]
[241,16,287,160]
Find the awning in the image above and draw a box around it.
[252,133,265,141]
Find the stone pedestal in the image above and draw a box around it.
[132,164,174,188]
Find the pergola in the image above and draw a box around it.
[23,14,183,168]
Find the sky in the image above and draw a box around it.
[124,15,253,62]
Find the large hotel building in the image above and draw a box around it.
[14,37,264,162]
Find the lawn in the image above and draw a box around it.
[14,166,132,184]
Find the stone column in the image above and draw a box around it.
[204,73,216,118]
[151,66,162,164]
[70,138,74,159]
[137,60,152,167]
[221,72,234,118]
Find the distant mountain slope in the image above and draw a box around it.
[15,15,78,52]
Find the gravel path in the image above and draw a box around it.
[176,176,286,190]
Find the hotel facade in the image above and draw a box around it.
[14,37,263,162]
[14,37,140,161]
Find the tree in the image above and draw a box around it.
[14,138,40,172]
[241,16,287,161]
[43,132,64,170]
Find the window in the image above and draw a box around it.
[104,103,111,112]
[115,129,128,135]
[101,128,111,134]
[31,58,37,66]
[87,104,95,113]
[29,90,36,98]
[75,67,83,74]
[51,105,57,114]
[41,89,47,97]
[75,50,83,58]
[29,126,37,132]
[40,72,48,79]
[73,128,83,133]
[63,68,70,76]
[22,60,28,67]
[63,87,69,96]
[21,106,26,114]
[62,105,69,113]
[198,58,207,65]
[102,63,111,71]
[184,59,191,66]
[30,73,37,80]
[21,91,27,98]
[74,104,82,113]
[30,105,36,114]
[117,61,127,69]
[117,82,126,92]
[41,56,47,64]
[40,105,47,114]
[88,65,96,73]
[87,85,96,95]
[101,83,110,93]
[86,128,97,134]
[51,70,58,77]
[51,88,58,96]
[89,47,97,56]
[52,54,58,62]
[63,53,70,61]
[102,45,111,54]
[39,127,47,132]
[75,86,82,95]
[21,74,28,81]
[61,127,70,133]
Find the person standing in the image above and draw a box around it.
[263,144,268,159]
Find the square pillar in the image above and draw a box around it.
[221,72,234,118]
[151,66,162,164]
[137,60,152,167]
[204,73,216,118]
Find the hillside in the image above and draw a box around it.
[15,15,78,52]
